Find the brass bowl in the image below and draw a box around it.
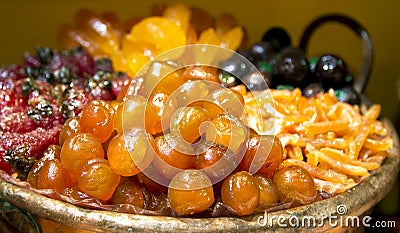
[0,119,399,233]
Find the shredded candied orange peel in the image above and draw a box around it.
[244,87,394,195]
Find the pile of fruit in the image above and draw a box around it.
[0,46,129,179]
[58,4,244,77]
[0,3,395,219]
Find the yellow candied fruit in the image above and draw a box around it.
[129,16,187,55]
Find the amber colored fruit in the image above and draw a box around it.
[80,100,116,143]
[189,100,224,120]
[58,25,107,58]
[137,172,167,193]
[78,158,120,201]
[168,169,214,215]
[129,17,186,55]
[111,178,145,208]
[221,27,244,51]
[37,159,66,194]
[194,142,238,183]
[107,132,142,176]
[59,117,81,146]
[74,8,120,55]
[144,62,185,97]
[240,131,283,178]
[27,145,61,189]
[146,91,176,135]
[60,133,104,183]
[44,144,62,160]
[205,113,247,155]
[170,106,210,143]
[121,95,157,134]
[204,88,245,119]
[153,133,195,179]
[182,66,220,83]
[221,171,260,216]
[273,166,316,205]
[254,174,280,209]
[172,80,215,107]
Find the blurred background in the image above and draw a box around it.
[0,0,399,225]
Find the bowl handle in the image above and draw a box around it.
[299,14,373,94]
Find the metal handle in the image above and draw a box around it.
[299,14,373,94]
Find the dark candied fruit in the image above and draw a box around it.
[315,54,348,89]
[218,71,240,88]
[303,82,324,98]
[54,66,74,84]
[95,58,114,72]
[250,41,274,61]
[219,55,251,79]
[334,86,360,105]
[241,70,271,91]
[261,27,291,52]
[3,145,36,180]
[35,46,54,65]
[84,71,115,100]
[275,47,312,87]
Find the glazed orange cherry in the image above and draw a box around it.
[60,133,104,183]
[80,100,116,143]
[221,171,259,216]
[146,91,176,135]
[168,169,214,215]
[143,61,185,97]
[111,178,145,208]
[37,159,67,194]
[27,145,66,193]
[78,158,121,201]
[253,174,280,210]
[194,142,237,182]
[205,112,247,155]
[59,117,81,146]
[204,88,245,119]
[121,95,158,134]
[240,130,283,178]
[107,131,153,177]
[170,106,210,143]
[273,165,316,205]
[153,133,195,179]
